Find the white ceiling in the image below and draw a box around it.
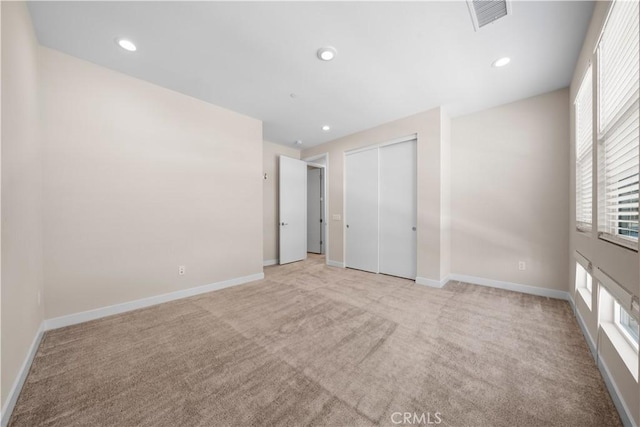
[28,1,594,149]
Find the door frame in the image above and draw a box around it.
[342,134,417,273]
[302,153,329,265]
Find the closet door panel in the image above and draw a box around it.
[379,140,417,279]
[345,149,379,273]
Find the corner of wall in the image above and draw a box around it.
[1,0,46,416]
[440,110,452,280]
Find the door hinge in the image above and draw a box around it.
[320,219,323,223]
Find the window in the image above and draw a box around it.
[598,284,639,380]
[575,66,593,232]
[575,261,592,309]
[597,0,640,249]
[614,301,639,351]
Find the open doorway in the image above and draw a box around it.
[304,154,328,263]
[307,165,324,255]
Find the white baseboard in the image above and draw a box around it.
[44,272,264,330]
[598,355,636,427]
[568,292,576,311]
[1,322,45,427]
[415,276,449,288]
[448,273,571,301]
[327,260,344,268]
[571,297,598,360]
[263,259,278,266]
[567,288,635,426]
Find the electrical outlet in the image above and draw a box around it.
[178,265,186,275]
[518,261,526,271]
[332,214,341,221]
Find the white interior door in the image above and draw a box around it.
[307,167,322,254]
[279,156,307,264]
[379,140,417,279]
[345,148,379,273]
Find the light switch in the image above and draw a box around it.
[332,214,341,221]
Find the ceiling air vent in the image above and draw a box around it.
[467,0,512,31]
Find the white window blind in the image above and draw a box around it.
[575,66,593,232]
[597,0,640,249]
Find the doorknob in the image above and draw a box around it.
[346,224,349,228]
[281,222,288,226]
[412,226,416,231]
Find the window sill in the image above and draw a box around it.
[601,322,639,381]
[598,233,638,252]
[577,287,592,311]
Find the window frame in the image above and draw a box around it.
[614,301,640,352]
[575,64,593,233]
[574,253,593,310]
[595,0,640,251]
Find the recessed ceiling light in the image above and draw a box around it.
[317,46,337,61]
[116,38,137,52]
[322,125,331,131]
[492,57,511,68]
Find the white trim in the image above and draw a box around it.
[572,297,598,358]
[302,152,330,265]
[574,250,591,271]
[448,274,571,301]
[302,152,328,163]
[568,291,576,312]
[598,233,638,253]
[613,301,640,352]
[1,323,45,427]
[263,259,278,266]
[327,260,344,268]
[342,151,347,270]
[601,322,639,381]
[344,134,417,156]
[597,353,636,427]
[44,273,264,330]
[415,276,449,288]
[592,0,615,55]
[572,290,636,426]
[577,287,593,311]
[594,267,635,318]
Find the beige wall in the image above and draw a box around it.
[451,89,570,291]
[569,1,639,424]
[1,1,44,409]
[302,108,445,281]
[40,48,263,319]
[263,141,300,263]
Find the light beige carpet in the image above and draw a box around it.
[9,255,620,426]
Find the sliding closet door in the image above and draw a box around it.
[379,140,417,279]
[345,148,379,273]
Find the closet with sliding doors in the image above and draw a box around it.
[344,137,417,279]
